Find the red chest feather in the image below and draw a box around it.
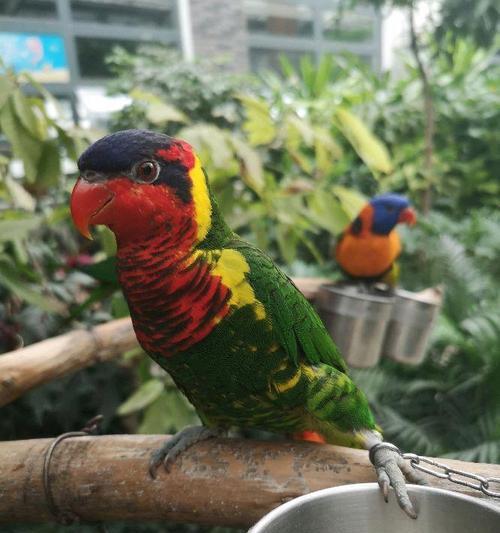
[117,241,231,357]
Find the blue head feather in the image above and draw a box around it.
[78,129,173,173]
[369,194,411,235]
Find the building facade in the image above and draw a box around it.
[0,0,382,121]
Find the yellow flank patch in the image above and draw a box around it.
[211,249,266,321]
[274,368,301,393]
[301,365,317,381]
[189,248,266,321]
[189,155,212,242]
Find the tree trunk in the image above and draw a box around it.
[409,3,435,215]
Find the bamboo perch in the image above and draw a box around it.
[1,435,499,527]
[0,317,137,407]
[0,278,328,408]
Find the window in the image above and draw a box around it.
[245,0,313,38]
[250,48,314,72]
[0,0,57,19]
[71,0,174,28]
[322,8,374,43]
[76,37,142,78]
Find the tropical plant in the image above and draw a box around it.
[0,63,87,343]
[108,47,395,265]
[373,38,500,214]
[0,65,136,443]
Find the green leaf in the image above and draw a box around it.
[0,99,42,182]
[230,136,265,194]
[55,124,82,161]
[97,226,117,256]
[0,258,66,314]
[21,71,59,106]
[0,75,14,111]
[308,190,350,235]
[313,125,343,174]
[279,55,296,79]
[12,90,45,140]
[122,346,145,362]
[4,176,36,211]
[146,101,188,125]
[138,388,198,434]
[130,89,188,124]
[335,107,393,175]
[333,186,367,221]
[0,214,41,241]
[240,96,276,146]
[137,392,173,434]
[285,115,315,148]
[36,140,61,188]
[314,55,334,96]
[111,292,130,318]
[80,256,118,284]
[276,223,298,264]
[179,124,234,171]
[299,55,316,95]
[117,379,164,416]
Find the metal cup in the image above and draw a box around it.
[250,483,500,532]
[316,284,394,368]
[383,288,441,365]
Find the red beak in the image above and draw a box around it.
[70,178,115,240]
[398,207,417,226]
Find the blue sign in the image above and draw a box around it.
[0,32,70,83]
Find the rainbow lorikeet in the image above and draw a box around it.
[70,130,423,518]
[335,194,416,286]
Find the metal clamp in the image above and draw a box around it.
[368,441,403,465]
[42,415,103,524]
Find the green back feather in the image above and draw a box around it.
[230,240,348,374]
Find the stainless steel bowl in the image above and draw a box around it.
[316,285,394,368]
[383,288,441,365]
[250,483,500,533]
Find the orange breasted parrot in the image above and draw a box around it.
[335,194,416,285]
[70,130,423,517]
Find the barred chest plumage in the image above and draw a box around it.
[116,236,232,358]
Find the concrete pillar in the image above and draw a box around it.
[188,0,249,72]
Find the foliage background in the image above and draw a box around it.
[0,1,499,530]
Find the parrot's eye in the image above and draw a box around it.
[81,170,102,182]
[134,160,160,183]
[385,205,395,213]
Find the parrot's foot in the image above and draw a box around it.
[149,425,223,479]
[369,442,427,519]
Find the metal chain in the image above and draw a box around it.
[402,452,500,498]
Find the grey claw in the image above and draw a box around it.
[402,502,417,520]
[370,442,419,519]
[149,447,168,479]
[148,426,222,479]
[382,480,389,502]
[377,470,390,502]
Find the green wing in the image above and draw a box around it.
[231,240,348,374]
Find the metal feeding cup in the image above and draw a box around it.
[249,484,500,533]
[382,288,442,365]
[316,285,394,368]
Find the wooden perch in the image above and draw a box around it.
[1,435,499,527]
[0,317,137,407]
[0,278,327,407]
